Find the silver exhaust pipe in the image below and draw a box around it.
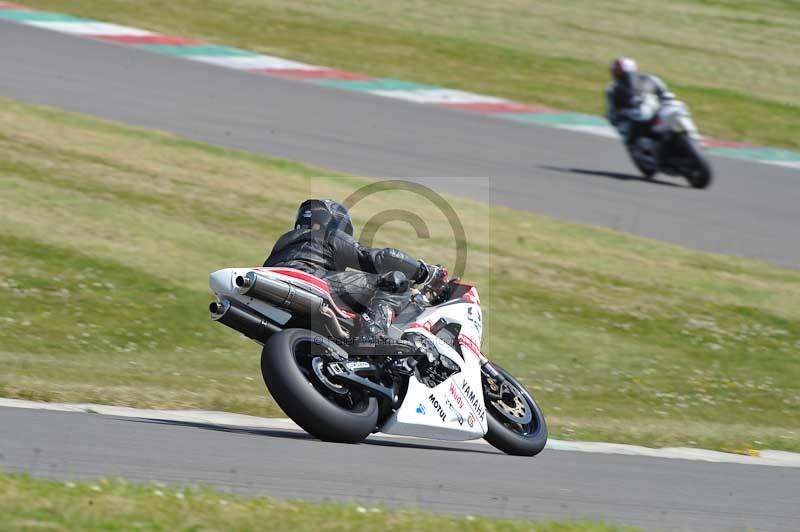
[235,271,349,339]
[209,299,281,343]
[236,271,326,314]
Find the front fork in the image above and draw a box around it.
[480,357,505,400]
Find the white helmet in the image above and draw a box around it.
[611,57,638,80]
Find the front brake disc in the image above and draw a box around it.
[491,382,533,425]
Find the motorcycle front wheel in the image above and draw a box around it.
[261,328,379,443]
[482,364,548,456]
[677,135,713,189]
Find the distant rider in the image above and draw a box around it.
[263,199,447,348]
[605,57,674,148]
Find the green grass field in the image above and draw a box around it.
[23,0,800,149]
[0,474,634,531]
[1,97,799,452]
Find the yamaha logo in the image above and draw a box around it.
[461,379,485,421]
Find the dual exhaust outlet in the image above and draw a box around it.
[210,271,349,342]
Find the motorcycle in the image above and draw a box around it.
[623,94,713,189]
[208,266,547,456]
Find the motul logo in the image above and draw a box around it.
[428,394,446,422]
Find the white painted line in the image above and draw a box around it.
[769,160,800,170]
[25,21,154,36]
[2,398,799,467]
[370,89,508,104]
[187,55,322,71]
[558,124,620,139]
[0,397,299,431]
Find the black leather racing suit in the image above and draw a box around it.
[263,227,427,327]
[605,72,670,145]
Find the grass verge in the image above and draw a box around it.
[1,96,799,451]
[22,0,800,149]
[0,473,635,531]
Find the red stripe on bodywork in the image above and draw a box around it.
[0,2,33,9]
[259,267,331,293]
[256,68,373,81]
[409,321,433,332]
[91,35,203,45]
[440,102,554,114]
[458,334,483,359]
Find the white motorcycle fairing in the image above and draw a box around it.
[651,99,700,139]
[380,300,488,441]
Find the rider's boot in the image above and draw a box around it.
[354,302,394,352]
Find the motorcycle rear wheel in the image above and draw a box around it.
[261,328,379,443]
[482,364,548,456]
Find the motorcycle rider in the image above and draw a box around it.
[263,199,447,348]
[605,57,674,150]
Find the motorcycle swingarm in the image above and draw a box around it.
[327,361,397,403]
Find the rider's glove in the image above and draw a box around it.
[414,260,430,283]
[417,261,449,302]
[415,260,438,283]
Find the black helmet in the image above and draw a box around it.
[611,57,637,80]
[295,199,353,236]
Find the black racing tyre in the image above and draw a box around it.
[627,142,657,179]
[677,135,713,189]
[261,328,379,444]
[630,150,657,179]
[483,364,548,456]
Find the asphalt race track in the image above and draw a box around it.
[2,19,800,532]
[2,407,799,532]
[1,20,799,266]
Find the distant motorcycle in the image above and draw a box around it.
[623,94,713,189]
[208,266,547,456]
